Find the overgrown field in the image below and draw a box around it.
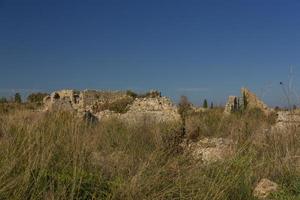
[0,105,300,199]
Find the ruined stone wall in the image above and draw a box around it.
[120,97,180,123]
[43,89,180,123]
[43,90,128,112]
[43,90,81,112]
[224,96,238,115]
[241,88,271,115]
[274,110,300,130]
[80,90,127,109]
[224,88,272,115]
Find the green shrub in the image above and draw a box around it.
[0,97,7,103]
[203,99,208,108]
[14,93,22,103]
[92,97,134,113]
[27,92,49,105]
[178,96,193,121]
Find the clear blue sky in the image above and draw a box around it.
[1,0,300,106]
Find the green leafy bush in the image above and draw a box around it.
[92,97,134,113]
[27,92,49,105]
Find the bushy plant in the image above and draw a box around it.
[126,90,138,98]
[203,99,208,108]
[14,93,22,103]
[0,97,7,103]
[27,92,49,104]
[92,97,134,113]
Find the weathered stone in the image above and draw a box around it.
[81,90,128,110]
[184,137,234,164]
[43,90,81,112]
[274,110,300,130]
[224,96,239,114]
[224,88,272,115]
[43,89,180,123]
[241,88,271,115]
[43,89,128,112]
[121,96,180,123]
[253,179,279,199]
[94,110,120,121]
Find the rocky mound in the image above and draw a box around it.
[273,110,300,130]
[43,89,128,112]
[43,89,180,123]
[120,97,180,123]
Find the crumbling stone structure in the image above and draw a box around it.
[43,90,128,112]
[241,88,271,115]
[43,90,81,112]
[224,96,240,114]
[121,96,180,123]
[224,88,271,115]
[43,89,180,123]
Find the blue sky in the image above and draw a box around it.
[1,0,300,106]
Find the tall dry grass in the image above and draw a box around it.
[0,107,299,199]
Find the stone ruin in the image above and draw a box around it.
[224,88,272,115]
[121,96,180,123]
[43,89,128,112]
[274,110,300,130]
[43,89,180,123]
[224,96,240,114]
[43,90,81,112]
[223,88,300,130]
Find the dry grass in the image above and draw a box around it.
[0,106,299,199]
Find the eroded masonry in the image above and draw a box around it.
[224,88,272,115]
[43,89,180,122]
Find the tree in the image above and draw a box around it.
[233,97,238,111]
[203,99,208,108]
[14,93,22,103]
[27,92,48,104]
[178,96,192,121]
[210,102,214,109]
[126,90,138,99]
[0,97,7,103]
[178,95,192,135]
[243,92,248,110]
[293,104,297,110]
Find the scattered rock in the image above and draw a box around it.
[184,137,234,164]
[253,178,279,199]
[273,110,300,130]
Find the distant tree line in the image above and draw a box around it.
[0,93,22,103]
[0,92,49,105]
[203,99,214,109]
